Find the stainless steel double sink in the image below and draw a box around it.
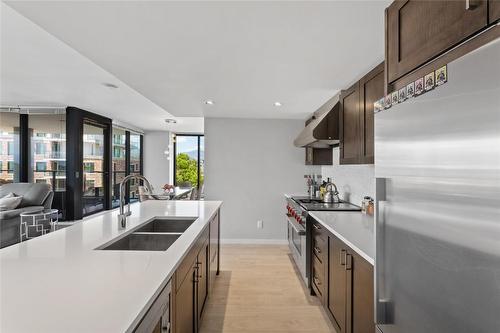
[97,217,197,251]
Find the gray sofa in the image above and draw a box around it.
[0,183,54,249]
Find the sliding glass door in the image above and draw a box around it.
[82,122,106,216]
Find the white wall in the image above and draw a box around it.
[321,147,374,207]
[143,131,171,191]
[204,118,319,243]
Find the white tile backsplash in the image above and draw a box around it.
[321,147,375,206]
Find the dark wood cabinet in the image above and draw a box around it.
[351,251,374,333]
[311,221,328,303]
[175,266,196,333]
[310,217,374,333]
[196,240,209,325]
[359,63,384,164]
[305,146,333,165]
[209,211,220,293]
[328,236,349,332]
[339,63,384,165]
[339,82,361,165]
[173,210,220,333]
[386,0,488,84]
[491,0,500,22]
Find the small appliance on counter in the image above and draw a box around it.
[285,194,360,286]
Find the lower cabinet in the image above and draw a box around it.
[173,210,220,333]
[310,219,374,333]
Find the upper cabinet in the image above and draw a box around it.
[385,0,488,85]
[491,0,500,23]
[359,63,384,164]
[339,63,384,165]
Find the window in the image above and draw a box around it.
[34,142,46,155]
[112,127,126,208]
[7,161,15,174]
[113,146,123,158]
[83,162,95,172]
[129,132,142,203]
[36,162,46,171]
[174,134,204,191]
[8,141,15,155]
[29,113,66,193]
[82,123,105,216]
[0,112,20,184]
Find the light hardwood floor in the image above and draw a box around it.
[199,244,336,333]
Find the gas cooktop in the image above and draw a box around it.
[291,196,361,211]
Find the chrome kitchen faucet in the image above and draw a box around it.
[118,174,153,228]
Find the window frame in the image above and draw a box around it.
[173,134,204,189]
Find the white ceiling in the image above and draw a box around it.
[0,2,203,132]
[4,0,390,121]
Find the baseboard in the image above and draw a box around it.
[220,238,288,245]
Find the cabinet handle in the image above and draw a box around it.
[162,322,171,333]
[345,253,353,271]
[313,223,321,230]
[340,249,346,265]
[313,276,321,286]
[465,0,479,10]
[313,246,321,255]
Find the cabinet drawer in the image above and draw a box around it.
[312,255,325,297]
[312,233,327,264]
[312,220,327,238]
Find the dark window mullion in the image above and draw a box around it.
[125,131,131,204]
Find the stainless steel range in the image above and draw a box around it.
[286,195,360,286]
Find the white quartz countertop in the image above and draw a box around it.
[308,211,375,265]
[0,200,222,333]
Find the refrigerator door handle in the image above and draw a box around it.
[375,178,394,325]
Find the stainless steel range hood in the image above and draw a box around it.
[293,94,339,148]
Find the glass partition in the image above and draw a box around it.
[0,112,20,184]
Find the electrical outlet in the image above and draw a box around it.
[257,220,263,229]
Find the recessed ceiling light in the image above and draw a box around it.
[103,82,119,89]
[274,102,282,107]
[165,118,177,124]
[205,100,215,105]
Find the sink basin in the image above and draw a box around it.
[100,233,180,251]
[135,217,196,233]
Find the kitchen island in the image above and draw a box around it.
[0,200,221,333]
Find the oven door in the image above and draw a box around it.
[287,214,307,283]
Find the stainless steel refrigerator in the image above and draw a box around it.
[375,36,500,333]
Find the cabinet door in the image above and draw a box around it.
[196,243,209,325]
[359,63,384,164]
[328,236,348,332]
[339,82,361,164]
[490,0,500,22]
[209,211,219,292]
[386,0,487,83]
[305,147,314,165]
[175,268,195,333]
[351,251,374,333]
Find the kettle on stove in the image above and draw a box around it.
[323,182,340,203]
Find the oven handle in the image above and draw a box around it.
[286,215,306,235]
